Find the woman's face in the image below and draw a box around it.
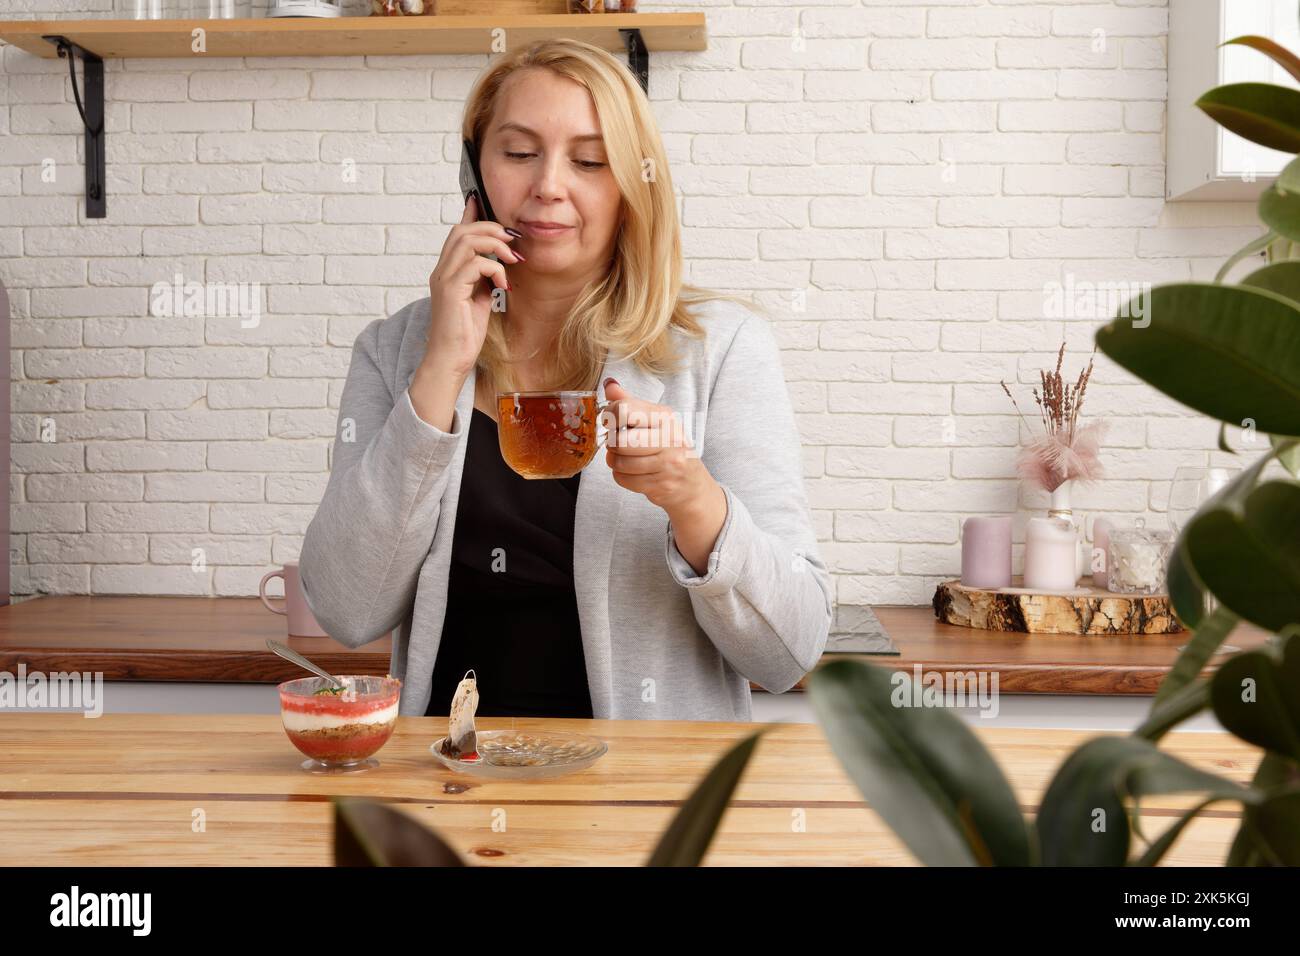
[478,69,624,279]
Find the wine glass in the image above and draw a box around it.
[1168,465,1241,653]
[1168,466,1239,536]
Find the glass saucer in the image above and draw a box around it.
[429,729,607,779]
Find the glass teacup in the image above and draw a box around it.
[495,390,613,480]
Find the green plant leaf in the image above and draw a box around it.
[1229,755,1300,864]
[1095,283,1300,436]
[1134,678,1210,742]
[807,659,1032,866]
[1224,35,1300,84]
[1184,480,1300,633]
[1240,259,1300,304]
[1036,736,1253,866]
[1131,795,1226,867]
[1170,446,1299,636]
[333,797,466,867]
[1155,605,1239,706]
[1166,536,1207,630]
[1280,154,1300,194]
[646,726,770,866]
[1258,183,1300,243]
[1246,789,1300,864]
[1210,631,1300,761]
[1196,82,1300,152]
[1216,230,1278,282]
[1274,433,1300,476]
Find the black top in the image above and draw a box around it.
[425,407,594,719]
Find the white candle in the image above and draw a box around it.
[1023,516,1080,591]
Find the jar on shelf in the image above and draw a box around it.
[368,0,432,14]
[129,0,195,17]
[269,0,345,15]
[192,0,254,16]
[1106,519,1174,595]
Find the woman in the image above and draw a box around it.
[299,38,832,722]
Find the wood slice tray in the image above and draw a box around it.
[932,578,1183,635]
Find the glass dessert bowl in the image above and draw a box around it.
[278,675,401,774]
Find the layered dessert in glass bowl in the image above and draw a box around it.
[278,675,401,774]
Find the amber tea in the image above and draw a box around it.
[496,390,610,480]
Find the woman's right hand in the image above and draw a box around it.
[421,195,522,381]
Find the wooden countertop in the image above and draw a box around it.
[0,596,1270,695]
[0,596,389,683]
[865,607,1271,696]
[0,713,1259,866]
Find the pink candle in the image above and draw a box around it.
[1024,516,1080,591]
[1091,517,1115,588]
[961,516,1012,589]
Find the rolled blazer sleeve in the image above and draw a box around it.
[663,314,833,693]
[299,317,465,648]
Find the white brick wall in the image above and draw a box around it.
[0,0,1272,605]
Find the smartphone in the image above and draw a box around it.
[460,137,499,225]
[460,137,503,297]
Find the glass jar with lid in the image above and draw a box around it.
[1106,518,1174,594]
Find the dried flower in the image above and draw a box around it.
[1001,343,1104,493]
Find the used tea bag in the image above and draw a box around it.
[440,669,479,759]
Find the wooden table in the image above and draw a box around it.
[0,713,1260,866]
[0,597,1270,695]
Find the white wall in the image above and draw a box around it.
[0,0,1269,605]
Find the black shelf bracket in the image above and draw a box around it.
[41,35,105,219]
[620,28,648,95]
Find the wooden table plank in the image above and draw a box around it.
[0,714,1260,866]
[0,798,1246,867]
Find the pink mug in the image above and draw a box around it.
[259,562,328,638]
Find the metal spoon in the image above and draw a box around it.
[266,639,344,690]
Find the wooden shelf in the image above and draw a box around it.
[0,13,707,60]
[0,13,706,218]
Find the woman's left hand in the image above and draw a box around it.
[601,378,730,577]
[601,379,715,513]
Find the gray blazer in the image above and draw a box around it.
[299,295,832,722]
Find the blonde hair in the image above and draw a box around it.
[461,38,763,395]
